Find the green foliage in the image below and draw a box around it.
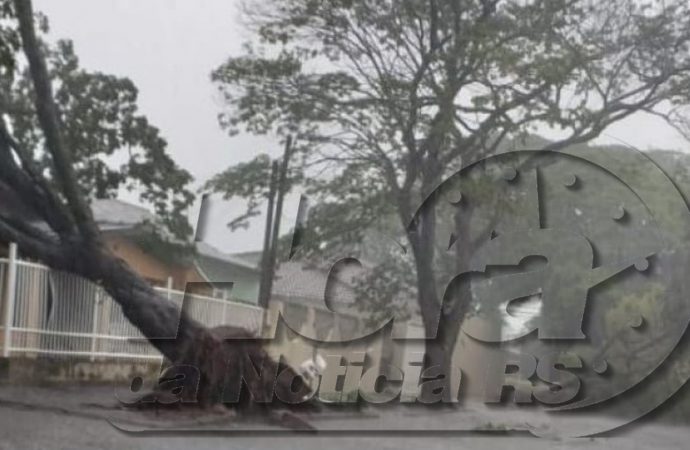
[204,152,304,231]
[211,0,690,249]
[300,164,397,255]
[0,0,19,80]
[210,0,690,323]
[1,30,194,240]
[351,242,414,326]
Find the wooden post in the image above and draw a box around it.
[3,243,18,358]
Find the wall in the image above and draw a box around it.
[195,255,260,304]
[104,234,205,292]
[0,357,160,383]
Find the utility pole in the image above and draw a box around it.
[258,161,279,308]
[258,136,293,308]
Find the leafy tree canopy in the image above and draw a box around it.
[208,1,690,350]
[210,0,690,254]
[0,4,194,241]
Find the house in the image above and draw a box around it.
[0,196,258,303]
[229,251,389,373]
[92,199,208,293]
[91,199,261,304]
[0,197,382,376]
[91,201,392,370]
[0,197,265,363]
[194,242,260,304]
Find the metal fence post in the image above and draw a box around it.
[166,276,173,301]
[90,290,101,362]
[222,290,229,324]
[3,243,18,358]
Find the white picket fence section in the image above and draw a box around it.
[0,244,265,361]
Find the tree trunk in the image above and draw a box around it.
[408,195,474,380]
[408,202,446,371]
[65,242,288,407]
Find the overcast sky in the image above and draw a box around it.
[32,0,690,253]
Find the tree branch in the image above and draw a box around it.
[0,116,76,236]
[13,0,99,243]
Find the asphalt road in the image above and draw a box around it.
[1,383,689,449]
[2,405,689,450]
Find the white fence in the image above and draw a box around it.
[0,245,265,362]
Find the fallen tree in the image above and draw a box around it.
[0,0,305,413]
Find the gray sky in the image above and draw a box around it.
[32,0,690,253]
[33,0,291,253]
